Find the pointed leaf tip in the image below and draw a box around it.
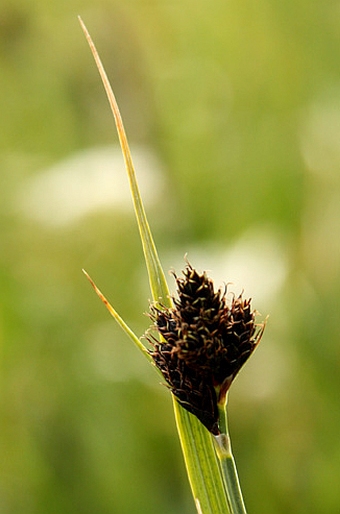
[79,18,170,306]
[83,269,150,360]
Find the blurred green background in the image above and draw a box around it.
[1,1,340,513]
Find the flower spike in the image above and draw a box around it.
[147,263,265,435]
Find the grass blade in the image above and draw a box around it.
[174,402,231,514]
[79,16,170,307]
[83,269,150,361]
[79,18,231,514]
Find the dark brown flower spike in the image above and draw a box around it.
[148,263,266,435]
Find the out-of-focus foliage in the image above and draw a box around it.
[1,1,339,513]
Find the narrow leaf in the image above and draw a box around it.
[79,16,170,307]
[83,269,150,361]
[174,402,231,514]
[79,18,231,514]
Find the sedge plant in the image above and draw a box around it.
[79,18,266,514]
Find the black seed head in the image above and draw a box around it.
[147,263,265,435]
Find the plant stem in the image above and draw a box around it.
[79,19,241,513]
[213,396,248,514]
[174,400,232,514]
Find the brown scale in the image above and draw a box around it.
[147,263,265,435]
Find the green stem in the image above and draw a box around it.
[79,20,234,513]
[174,400,232,514]
[213,397,248,514]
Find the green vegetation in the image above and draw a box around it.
[1,1,340,513]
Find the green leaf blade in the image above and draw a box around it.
[82,269,151,361]
[79,16,170,307]
[174,401,231,514]
[79,18,231,514]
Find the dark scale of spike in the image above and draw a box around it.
[148,263,265,435]
[151,341,220,435]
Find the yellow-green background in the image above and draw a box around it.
[1,1,339,513]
